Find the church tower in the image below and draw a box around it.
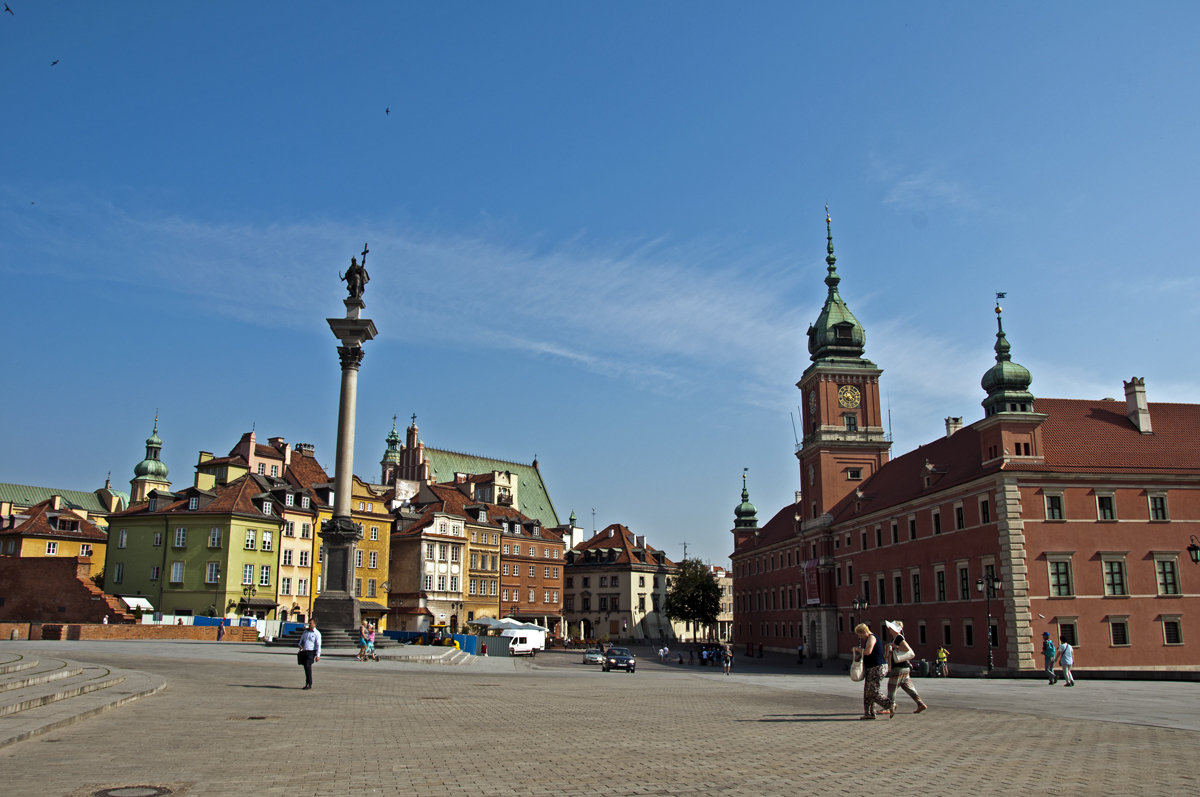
[380,416,403,485]
[795,209,890,521]
[130,415,171,504]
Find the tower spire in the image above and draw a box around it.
[825,203,840,291]
[980,292,1034,416]
[733,467,758,529]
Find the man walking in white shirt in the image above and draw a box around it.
[1054,635,1075,687]
[298,618,322,690]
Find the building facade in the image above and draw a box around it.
[731,217,1200,673]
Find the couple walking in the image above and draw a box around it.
[854,620,929,719]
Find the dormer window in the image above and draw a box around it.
[257,463,266,475]
[270,465,279,477]
[301,496,310,509]
[148,498,158,512]
[263,502,273,516]
[285,493,295,507]
[188,497,199,510]
[478,508,487,523]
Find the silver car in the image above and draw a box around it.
[582,648,605,665]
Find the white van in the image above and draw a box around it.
[501,628,545,656]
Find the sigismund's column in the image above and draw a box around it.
[313,244,378,631]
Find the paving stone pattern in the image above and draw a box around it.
[0,642,1195,796]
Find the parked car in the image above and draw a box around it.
[582,648,605,665]
[602,647,636,673]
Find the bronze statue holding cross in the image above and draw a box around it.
[341,243,371,300]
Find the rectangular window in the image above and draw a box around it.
[932,511,942,535]
[426,543,436,560]
[890,522,899,544]
[470,579,477,595]
[908,518,917,540]
[1150,495,1168,521]
[450,576,458,592]
[936,570,946,602]
[502,564,509,576]
[370,526,379,541]
[354,578,362,597]
[150,565,160,581]
[368,578,377,597]
[544,566,551,578]
[262,531,273,552]
[281,577,292,595]
[153,531,161,546]
[955,505,965,530]
[1163,618,1182,645]
[1046,494,1064,520]
[503,588,510,602]
[170,561,185,584]
[285,493,294,506]
[528,546,535,557]
[877,577,886,606]
[205,562,219,584]
[893,575,903,604]
[1155,558,1180,596]
[1097,494,1116,520]
[438,544,448,561]
[502,544,509,555]
[174,527,187,547]
[1057,621,1077,646]
[490,580,497,596]
[1049,559,1074,597]
[209,528,221,548]
[450,546,460,563]
[1102,558,1127,596]
[600,576,608,587]
[301,523,311,539]
[297,578,309,596]
[283,549,293,566]
[980,499,991,524]
[242,564,254,585]
[529,565,536,578]
[299,550,310,567]
[285,521,295,537]
[245,530,256,550]
[911,572,921,603]
[566,595,575,611]
[301,496,310,509]
[355,550,363,568]
[959,566,970,600]
[114,562,124,583]
[942,622,952,646]
[964,622,974,647]
[437,575,446,591]
[369,551,378,569]
[262,502,273,516]
[45,541,58,555]
[424,575,433,591]
[1109,619,1130,646]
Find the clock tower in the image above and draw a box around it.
[795,209,890,522]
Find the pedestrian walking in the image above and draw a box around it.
[365,622,379,662]
[1041,631,1057,684]
[356,619,370,661]
[297,618,322,690]
[935,645,950,677]
[797,638,805,665]
[883,620,928,716]
[853,623,892,720]
[722,644,732,675]
[1054,635,1075,686]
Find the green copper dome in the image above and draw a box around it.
[807,209,868,364]
[382,416,403,465]
[133,417,169,481]
[981,303,1034,416]
[733,475,758,529]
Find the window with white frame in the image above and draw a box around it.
[450,576,458,591]
[298,550,310,567]
[297,578,309,596]
[170,561,185,583]
[119,529,127,548]
[301,496,310,509]
[470,579,477,595]
[262,531,273,552]
[528,565,535,578]
[285,521,295,537]
[245,529,257,550]
[1107,615,1130,646]
[1162,616,1183,645]
[1056,618,1077,646]
[205,562,219,583]
[369,551,378,569]
[528,588,535,602]
[1101,555,1128,596]
[283,549,293,566]
[1096,493,1116,521]
[424,575,434,590]
[174,527,187,547]
[258,463,266,475]
[262,502,273,516]
[450,546,460,563]
[370,526,379,541]
[437,575,446,591]
[503,588,510,602]
[242,564,254,585]
[188,496,199,510]
[355,549,363,568]
[285,493,294,506]
[527,545,535,557]
[1154,555,1180,596]
[153,531,162,546]
[209,528,221,548]
[281,577,292,594]
[489,580,497,595]
[1047,554,1074,597]
[367,578,376,597]
[300,523,311,538]
[354,578,362,597]
[438,544,448,561]
[259,565,271,586]
[1149,493,1168,520]
[1045,493,1064,520]
[150,564,160,581]
[45,541,58,555]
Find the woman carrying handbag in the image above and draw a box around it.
[883,620,929,716]
[853,623,892,719]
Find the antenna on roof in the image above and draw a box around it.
[790,410,800,449]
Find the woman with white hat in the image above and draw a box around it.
[884,620,928,715]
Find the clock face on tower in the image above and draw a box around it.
[838,384,861,409]
[808,391,817,415]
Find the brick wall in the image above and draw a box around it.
[20,623,259,642]
[0,556,135,624]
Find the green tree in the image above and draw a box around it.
[664,558,721,641]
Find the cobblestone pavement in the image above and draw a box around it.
[1,642,1197,796]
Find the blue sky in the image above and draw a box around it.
[3,3,1199,567]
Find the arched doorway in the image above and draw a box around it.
[450,614,458,634]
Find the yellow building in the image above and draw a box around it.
[0,495,107,561]
[311,476,391,629]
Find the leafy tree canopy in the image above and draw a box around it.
[664,558,720,630]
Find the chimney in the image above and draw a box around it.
[945,417,963,437]
[50,494,63,510]
[1124,377,1152,434]
[635,535,645,549]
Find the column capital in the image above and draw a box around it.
[338,346,366,371]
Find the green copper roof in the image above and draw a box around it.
[806,208,872,367]
[0,483,109,514]
[133,417,169,481]
[422,448,560,528]
[381,417,403,465]
[981,301,1034,415]
[733,474,758,529]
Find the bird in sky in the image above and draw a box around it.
[385,107,390,116]
[51,60,59,66]
[4,4,14,16]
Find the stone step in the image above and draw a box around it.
[0,658,40,676]
[0,661,84,694]
[0,654,166,749]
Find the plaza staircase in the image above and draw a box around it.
[0,651,165,749]
[268,626,397,650]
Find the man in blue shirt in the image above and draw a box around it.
[298,618,322,690]
[1041,631,1057,684]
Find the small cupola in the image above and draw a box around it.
[733,472,758,529]
[981,298,1034,416]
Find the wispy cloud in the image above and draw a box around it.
[867,156,979,213]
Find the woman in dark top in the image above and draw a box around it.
[854,623,892,719]
[884,620,928,716]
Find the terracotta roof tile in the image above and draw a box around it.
[0,498,107,541]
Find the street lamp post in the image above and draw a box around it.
[976,576,1002,675]
[1188,535,1200,565]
